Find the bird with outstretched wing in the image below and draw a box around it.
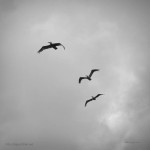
[79,77,87,83]
[85,94,104,107]
[38,42,65,53]
[85,98,93,107]
[79,69,99,83]
[52,43,65,50]
[94,94,103,99]
[89,69,99,78]
[38,44,53,53]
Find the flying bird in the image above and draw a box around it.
[79,69,99,83]
[85,94,104,107]
[38,42,65,53]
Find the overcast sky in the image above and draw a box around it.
[1,0,150,150]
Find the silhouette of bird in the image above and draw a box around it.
[38,42,65,53]
[79,69,99,83]
[85,94,104,107]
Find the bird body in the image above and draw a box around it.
[38,42,65,53]
[79,69,99,83]
[85,94,103,107]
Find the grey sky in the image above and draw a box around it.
[1,0,150,150]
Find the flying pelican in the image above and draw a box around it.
[79,69,99,83]
[38,42,65,53]
[85,94,104,107]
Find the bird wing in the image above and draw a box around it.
[53,43,65,50]
[79,77,87,83]
[89,69,99,77]
[85,98,93,107]
[95,94,103,99]
[38,45,52,53]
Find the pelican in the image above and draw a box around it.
[85,94,104,107]
[79,69,99,83]
[38,42,65,53]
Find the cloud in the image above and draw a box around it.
[1,1,150,150]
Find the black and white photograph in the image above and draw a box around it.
[1,0,150,150]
